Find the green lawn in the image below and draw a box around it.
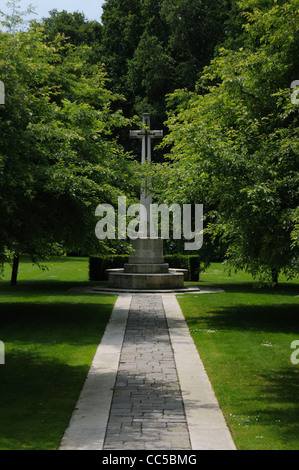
[178,264,299,450]
[0,257,116,450]
[1,257,298,450]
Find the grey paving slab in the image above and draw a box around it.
[103,294,191,451]
[59,291,236,451]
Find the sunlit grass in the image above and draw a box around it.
[0,256,116,450]
[1,256,298,450]
[178,263,299,450]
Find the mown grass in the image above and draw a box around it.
[0,257,116,450]
[1,257,298,450]
[178,264,299,450]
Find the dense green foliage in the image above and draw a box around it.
[179,262,299,450]
[0,1,298,283]
[37,9,103,64]
[158,0,299,283]
[100,0,239,128]
[0,3,138,277]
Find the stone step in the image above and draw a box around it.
[124,263,169,274]
[107,269,184,290]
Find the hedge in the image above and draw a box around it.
[89,254,200,282]
[89,255,129,281]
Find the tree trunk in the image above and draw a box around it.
[11,255,20,286]
[271,268,279,286]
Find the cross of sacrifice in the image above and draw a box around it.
[130,113,163,164]
[130,113,163,236]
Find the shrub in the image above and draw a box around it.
[164,255,200,281]
[89,255,129,281]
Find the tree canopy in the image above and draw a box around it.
[0,0,298,285]
[36,9,103,64]
[99,0,239,128]
[158,0,299,283]
[0,6,138,281]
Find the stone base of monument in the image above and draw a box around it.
[107,269,185,290]
[123,263,170,274]
[106,238,186,291]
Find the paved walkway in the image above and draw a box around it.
[59,293,236,451]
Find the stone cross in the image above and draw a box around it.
[130,113,163,165]
[130,113,163,236]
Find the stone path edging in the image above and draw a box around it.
[59,292,236,451]
[59,295,131,450]
[162,295,236,450]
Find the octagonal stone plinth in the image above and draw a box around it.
[107,269,184,290]
[107,238,186,291]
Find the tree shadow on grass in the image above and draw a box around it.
[0,282,117,449]
[0,279,108,294]
[0,350,91,450]
[0,300,115,347]
[253,367,299,447]
[189,303,299,335]
[198,280,299,296]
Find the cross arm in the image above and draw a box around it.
[129,130,144,139]
[150,130,163,139]
[129,130,163,139]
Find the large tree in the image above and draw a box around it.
[158,0,299,284]
[100,0,238,126]
[36,1,243,158]
[160,0,234,88]
[100,0,144,94]
[36,9,102,64]
[0,14,137,283]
